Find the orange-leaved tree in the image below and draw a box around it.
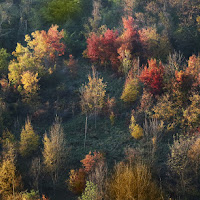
[26,24,65,62]
[81,151,104,173]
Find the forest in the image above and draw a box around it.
[0,0,200,199]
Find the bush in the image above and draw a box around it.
[121,69,140,103]
[129,114,143,140]
[68,168,86,195]
[106,162,163,200]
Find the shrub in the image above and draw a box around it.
[167,135,200,196]
[121,69,140,103]
[106,162,163,200]
[68,168,86,194]
[81,151,104,173]
[129,114,143,140]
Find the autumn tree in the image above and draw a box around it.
[0,130,16,151]
[0,145,22,198]
[19,118,39,157]
[85,16,145,71]
[8,43,43,87]
[173,70,193,107]
[129,114,143,140]
[85,29,119,69]
[26,25,65,63]
[139,27,171,60]
[168,135,200,197]
[81,151,104,173]
[106,162,162,200]
[121,69,140,103]
[139,59,164,95]
[21,71,40,104]
[80,66,106,148]
[43,117,68,188]
[183,94,200,130]
[84,0,102,34]
[152,94,179,131]
[117,16,143,62]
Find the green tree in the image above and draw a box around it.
[19,118,39,157]
[43,117,68,188]
[42,0,82,23]
[0,48,10,76]
[79,181,98,200]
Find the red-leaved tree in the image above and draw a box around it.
[85,16,145,71]
[117,16,143,61]
[85,29,119,69]
[139,59,164,95]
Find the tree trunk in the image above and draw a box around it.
[95,107,97,129]
[84,115,88,149]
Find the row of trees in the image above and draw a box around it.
[0,117,68,199]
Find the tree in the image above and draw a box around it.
[81,151,104,173]
[183,94,200,130]
[19,118,39,157]
[85,29,119,69]
[42,0,82,23]
[21,71,40,104]
[106,162,162,200]
[80,66,106,148]
[26,25,66,62]
[0,145,22,197]
[117,16,143,62]
[121,69,140,103]
[79,181,98,200]
[139,59,164,95]
[8,43,43,87]
[0,48,10,76]
[129,114,143,140]
[168,135,200,197]
[43,117,68,188]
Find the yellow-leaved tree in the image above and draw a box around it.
[0,145,22,197]
[121,69,140,103]
[80,66,106,148]
[19,118,39,157]
[43,117,68,189]
[8,43,43,87]
[21,71,40,104]
[129,114,144,140]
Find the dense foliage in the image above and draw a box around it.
[0,0,199,200]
